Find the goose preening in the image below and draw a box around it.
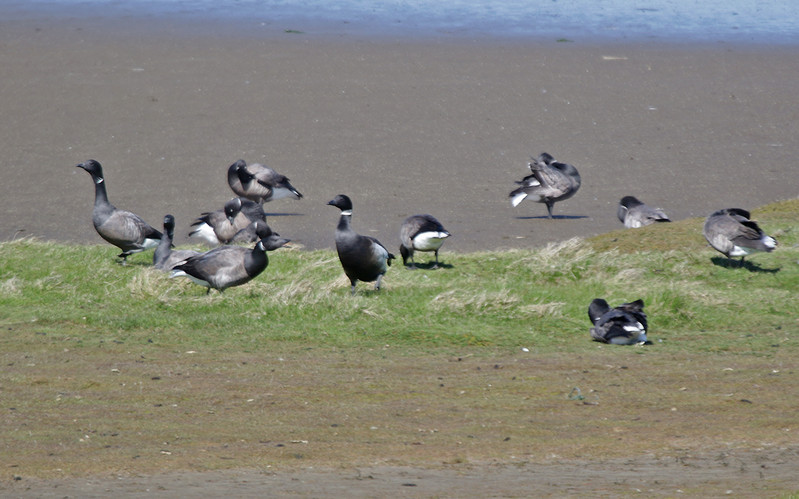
[170,223,289,293]
[327,194,395,295]
[399,214,451,269]
[703,208,776,265]
[617,196,671,228]
[153,215,201,271]
[188,197,266,246]
[588,298,649,345]
[227,159,303,204]
[509,152,581,218]
[76,159,162,263]
[229,219,271,244]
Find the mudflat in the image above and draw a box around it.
[1,16,797,253]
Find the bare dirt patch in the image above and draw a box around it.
[3,338,798,496]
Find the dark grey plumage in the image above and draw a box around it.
[328,194,395,295]
[227,159,303,204]
[617,196,671,228]
[509,152,581,218]
[189,197,266,246]
[229,219,272,245]
[399,214,451,269]
[76,159,162,263]
[588,298,648,345]
[171,224,289,293]
[703,208,776,265]
[153,215,201,271]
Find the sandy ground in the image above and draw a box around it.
[1,16,798,254]
[2,10,799,497]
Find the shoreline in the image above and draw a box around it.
[1,14,797,252]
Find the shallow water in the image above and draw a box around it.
[8,0,799,43]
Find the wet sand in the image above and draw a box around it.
[1,14,797,253]
[2,13,799,496]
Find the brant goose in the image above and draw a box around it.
[327,194,395,294]
[588,298,648,345]
[703,208,776,265]
[76,159,162,263]
[171,224,289,293]
[189,197,266,246]
[227,159,303,204]
[399,214,451,269]
[617,196,671,228]
[153,215,200,271]
[510,152,581,218]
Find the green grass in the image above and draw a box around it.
[2,200,797,354]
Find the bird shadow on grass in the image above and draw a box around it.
[402,262,454,271]
[710,256,780,274]
[515,214,589,220]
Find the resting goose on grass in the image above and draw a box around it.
[327,194,395,295]
[703,208,776,266]
[76,159,162,263]
[171,223,289,293]
[588,298,648,345]
[153,215,201,271]
[189,197,266,246]
[227,159,303,204]
[617,196,671,228]
[509,152,581,218]
[399,214,451,269]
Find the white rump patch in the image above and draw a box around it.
[413,231,449,251]
[763,235,777,249]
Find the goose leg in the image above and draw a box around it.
[545,201,554,219]
[430,250,440,269]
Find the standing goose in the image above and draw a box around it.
[171,223,289,293]
[509,152,581,218]
[703,208,776,265]
[617,196,671,228]
[327,194,395,295]
[227,159,303,204]
[189,197,266,246]
[588,298,648,345]
[153,215,201,271]
[76,159,162,263]
[399,214,451,269]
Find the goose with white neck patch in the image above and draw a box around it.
[76,159,162,263]
[328,194,395,295]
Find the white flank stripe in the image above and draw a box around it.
[511,192,528,207]
[189,223,221,246]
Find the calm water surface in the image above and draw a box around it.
[6,0,799,43]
